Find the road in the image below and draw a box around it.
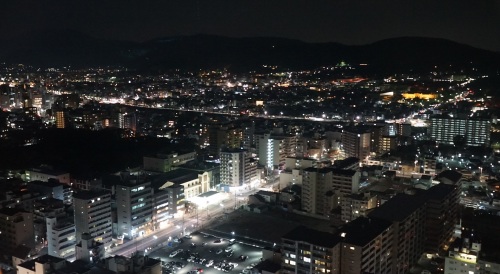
[107,188,259,257]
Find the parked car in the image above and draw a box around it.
[216,249,223,254]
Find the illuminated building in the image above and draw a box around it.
[429,114,491,146]
[340,193,377,223]
[401,92,437,100]
[444,235,481,274]
[282,226,341,274]
[55,110,65,128]
[25,167,70,185]
[115,174,153,239]
[46,216,75,260]
[73,190,112,247]
[341,127,370,160]
[220,148,256,188]
[257,132,297,169]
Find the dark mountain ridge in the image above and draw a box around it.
[0,30,498,73]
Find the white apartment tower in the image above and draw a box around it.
[220,149,257,188]
[258,133,297,169]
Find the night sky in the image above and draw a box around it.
[1,0,499,51]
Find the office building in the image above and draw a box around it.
[115,174,153,239]
[73,190,112,246]
[444,235,481,274]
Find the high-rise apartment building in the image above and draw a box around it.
[429,114,491,146]
[341,127,371,160]
[302,167,360,216]
[73,190,112,247]
[208,125,243,157]
[282,217,394,274]
[258,133,297,169]
[369,194,427,274]
[338,217,394,274]
[220,149,257,188]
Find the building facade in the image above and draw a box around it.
[73,190,112,247]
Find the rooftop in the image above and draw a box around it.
[435,170,463,184]
[339,217,393,247]
[72,190,111,200]
[282,226,341,248]
[368,193,426,222]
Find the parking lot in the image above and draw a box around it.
[149,231,264,274]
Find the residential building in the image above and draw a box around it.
[73,190,112,246]
[46,216,75,260]
[104,253,161,274]
[429,114,491,146]
[341,193,378,223]
[338,217,394,274]
[258,133,297,169]
[341,127,371,160]
[281,226,341,274]
[302,167,360,216]
[369,194,427,274]
[0,208,34,252]
[220,149,257,188]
